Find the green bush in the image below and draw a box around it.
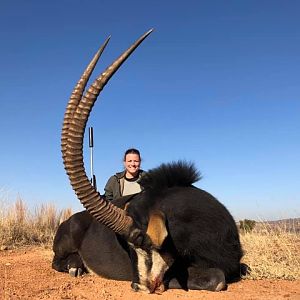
[240,219,256,233]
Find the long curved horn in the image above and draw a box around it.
[62,29,153,236]
[61,36,110,160]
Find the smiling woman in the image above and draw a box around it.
[104,148,145,201]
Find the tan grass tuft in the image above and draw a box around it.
[0,198,72,249]
[240,222,300,280]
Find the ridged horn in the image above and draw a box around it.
[62,29,153,235]
[61,36,110,159]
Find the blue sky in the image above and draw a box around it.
[0,1,299,221]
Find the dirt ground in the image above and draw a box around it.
[0,247,299,300]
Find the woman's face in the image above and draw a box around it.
[124,153,141,178]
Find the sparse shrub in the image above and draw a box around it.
[239,219,256,232]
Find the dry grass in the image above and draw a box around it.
[240,222,300,280]
[0,198,72,249]
[0,198,299,280]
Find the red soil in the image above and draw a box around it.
[0,247,299,300]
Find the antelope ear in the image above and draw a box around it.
[146,211,168,249]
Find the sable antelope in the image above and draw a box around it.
[53,30,244,293]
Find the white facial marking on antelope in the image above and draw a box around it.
[132,211,174,293]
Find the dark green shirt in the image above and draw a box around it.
[104,170,144,201]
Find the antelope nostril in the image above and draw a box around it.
[148,277,161,294]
